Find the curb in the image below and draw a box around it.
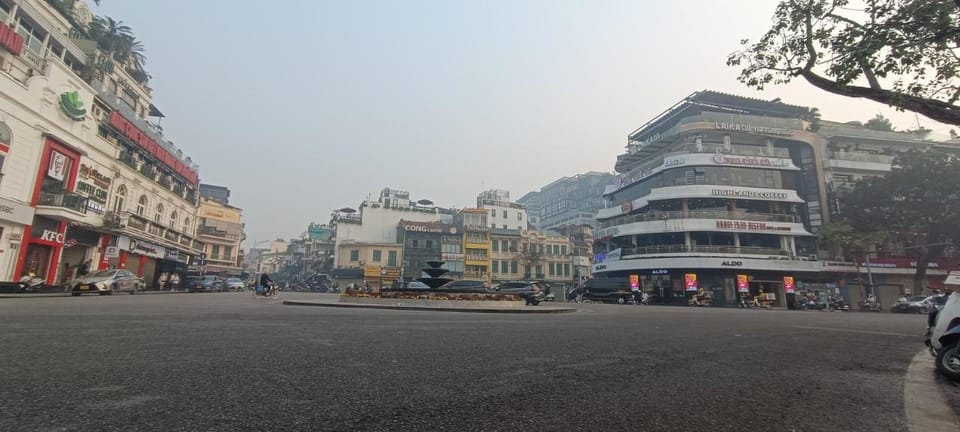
[0,290,191,299]
[282,300,577,314]
[905,350,960,432]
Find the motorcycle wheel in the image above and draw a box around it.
[935,342,960,380]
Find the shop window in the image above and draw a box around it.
[154,204,163,223]
[113,185,126,213]
[136,195,147,216]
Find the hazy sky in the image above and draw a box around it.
[94,0,951,246]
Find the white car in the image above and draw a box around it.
[70,269,144,296]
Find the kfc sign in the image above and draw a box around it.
[39,230,64,244]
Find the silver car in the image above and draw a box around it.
[224,278,245,292]
[70,269,144,296]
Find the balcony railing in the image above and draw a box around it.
[38,191,88,214]
[618,245,788,257]
[139,164,157,180]
[462,271,487,279]
[465,254,489,261]
[827,151,894,164]
[198,226,240,240]
[119,151,137,168]
[164,230,179,242]
[599,209,800,228]
[664,142,791,159]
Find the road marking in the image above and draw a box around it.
[905,350,960,432]
[785,325,917,337]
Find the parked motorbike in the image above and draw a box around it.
[925,291,960,380]
[828,297,851,312]
[17,274,45,293]
[798,297,826,311]
[863,295,882,312]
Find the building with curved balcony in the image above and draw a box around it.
[594,91,827,307]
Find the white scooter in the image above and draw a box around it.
[926,291,960,380]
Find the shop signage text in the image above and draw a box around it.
[79,164,112,189]
[129,240,160,256]
[76,181,108,203]
[401,222,442,233]
[721,260,743,267]
[40,229,64,244]
[0,197,34,225]
[711,189,789,199]
[712,153,791,168]
[716,220,791,232]
[651,269,669,275]
[714,122,791,136]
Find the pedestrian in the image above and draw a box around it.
[77,259,91,277]
[631,285,642,305]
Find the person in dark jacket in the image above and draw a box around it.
[259,273,274,292]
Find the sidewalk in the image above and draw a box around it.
[0,290,190,299]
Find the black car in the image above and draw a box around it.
[184,275,224,293]
[496,281,546,305]
[569,278,633,304]
[439,280,491,293]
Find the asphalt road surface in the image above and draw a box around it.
[0,292,955,432]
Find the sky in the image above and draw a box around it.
[93,0,953,246]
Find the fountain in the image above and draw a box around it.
[416,260,453,290]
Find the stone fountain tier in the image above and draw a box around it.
[416,277,454,289]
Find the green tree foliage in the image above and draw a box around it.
[864,114,894,132]
[841,149,960,291]
[728,0,960,126]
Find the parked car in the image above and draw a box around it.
[495,281,546,305]
[439,280,491,293]
[224,278,244,292]
[568,278,633,304]
[892,295,934,313]
[70,269,143,296]
[404,281,431,290]
[184,275,223,293]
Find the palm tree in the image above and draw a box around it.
[87,15,149,82]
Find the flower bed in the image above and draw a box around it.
[342,290,522,302]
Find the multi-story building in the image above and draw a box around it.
[552,224,594,283]
[330,188,455,284]
[459,208,490,281]
[593,90,959,307]
[196,195,244,277]
[489,228,520,283]
[517,191,541,229]
[521,172,615,231]
[476,189,527,230]
[397,220,444,280]
[521,230,574,285]
[0,0,204,288]
[198,183,230,205]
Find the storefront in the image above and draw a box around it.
[58,225,103,284]
[104,235,165,288]
[154,249,188,290]
[15,137,83,283]
[0,196,35,281]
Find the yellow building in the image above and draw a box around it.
[197,197,244,276]
[335,241,403,288]
[460,208,491,281]
[521,230,573,283]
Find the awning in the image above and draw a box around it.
[148,104,165,118]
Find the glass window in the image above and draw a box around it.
[373,250,382,262]
[224,246,233,259]
[426,240,433,249]
[113,185,126,213]
[490,209,496,217]
[502,210,507,219]
[411,239,418,248]
[136,195,147,216]
[169,211,178,228]
[548,263,555,275]
[564,264,571,276]
[511,261,518,274]
[502,260,509,274]
[154,204,163,223]
[212,245,220,259]
[491,261,499,273]
[501,240,508,251]
[0,3,9,23]
[388,251,397,266]
[535,265,543,276]
[561,245,567,255]
[492,240,498,252]
[502,224,507,229]
[184,217,191,233]
[518,212,523,220]
[350,250,359,262]
[16,21,44,54]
